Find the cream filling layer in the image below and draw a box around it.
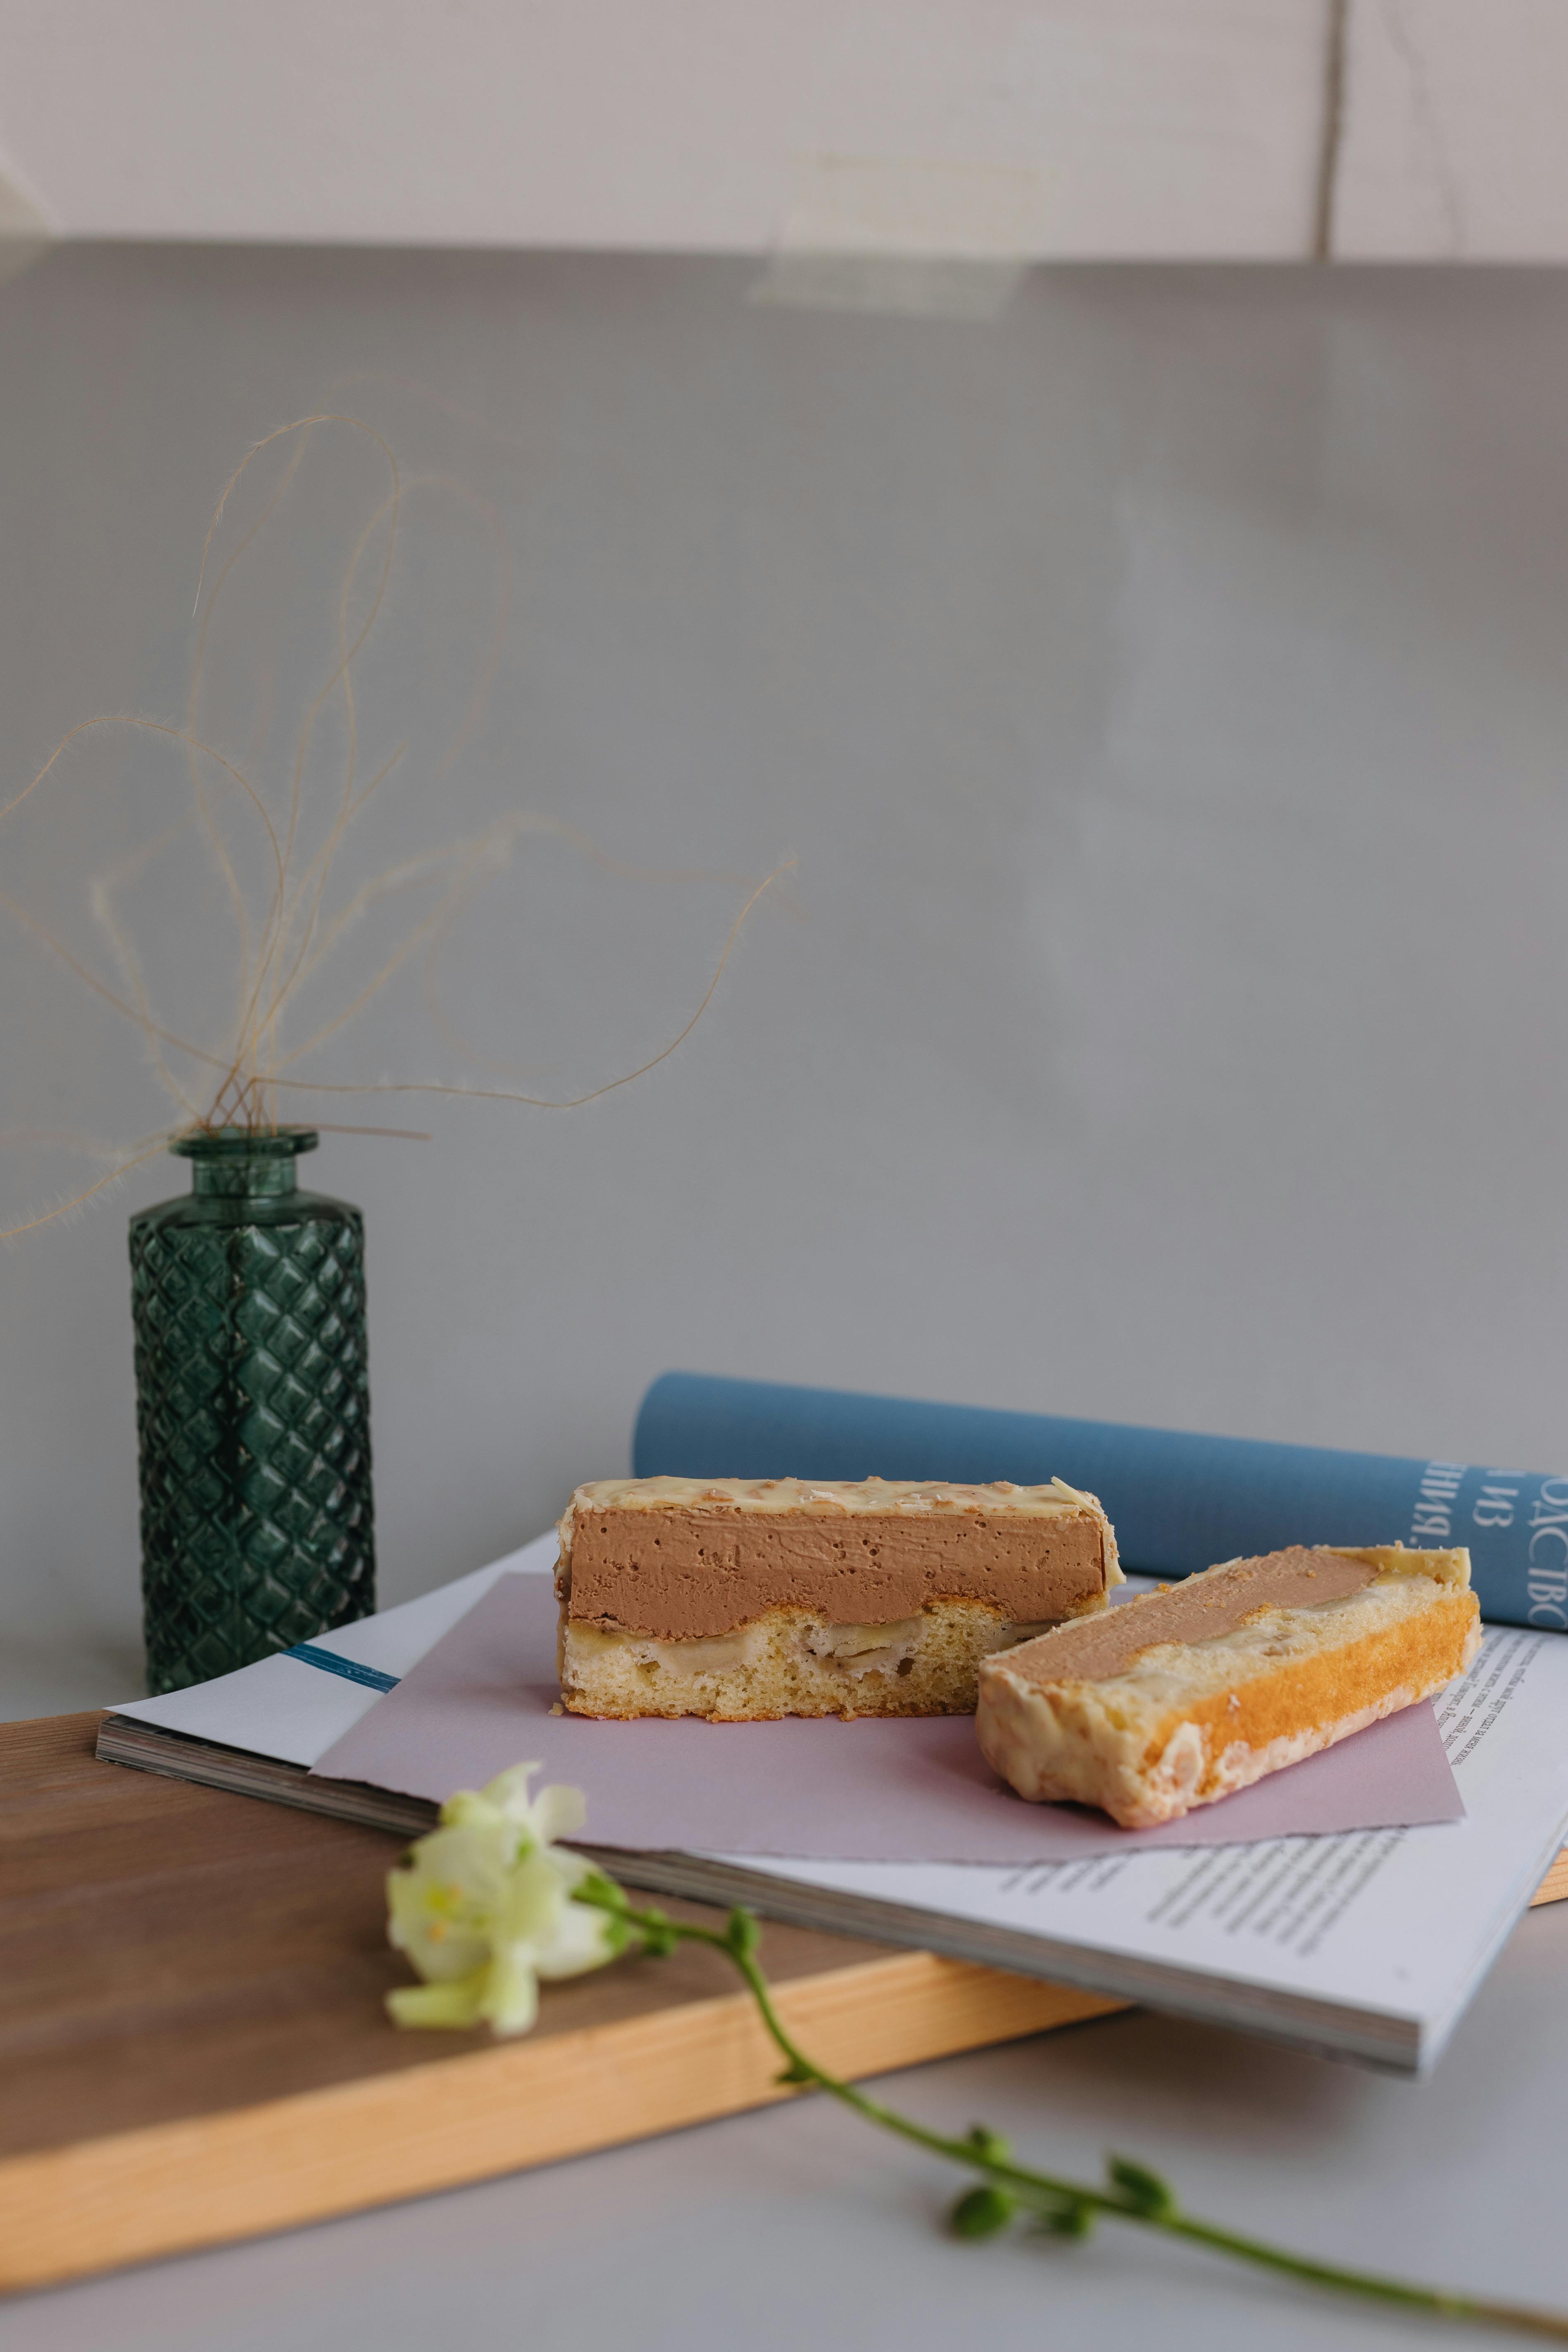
[571,1609,1058,1682]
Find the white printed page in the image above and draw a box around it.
[107,1530,558,1765]
[102,1543,1568,2064]
[735,1627,1568,2066]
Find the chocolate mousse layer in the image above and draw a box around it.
[558,1475,1117,1640]
[1006,1546,1382,1687]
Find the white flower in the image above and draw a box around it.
[386,1763,619,2036]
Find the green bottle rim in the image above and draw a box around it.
[169,1126,320,1161]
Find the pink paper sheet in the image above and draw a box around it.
[313,1574,1465,1862]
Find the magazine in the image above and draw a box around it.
[97,1532,1568,2074]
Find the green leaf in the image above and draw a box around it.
[726,1908,761,1958]
[964,2124,1011,2167]
[577,1871,626,1912]
[1106,2156,1176,2220]
[950,2186,1016,2240]
[1035,2199,1096,2241]
[619,1901,678,1957]
[775,2059,814,2086]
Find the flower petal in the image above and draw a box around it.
[385,1825,511,1980]
[385,1972,488,2029]
[528,1781,588,1843]
[495,1848,571,1945]
[533,1900,620,1981]
[478,1763,545,1823]
[388,1762,628,2037]
[479,1945,540,2036]
[439,1789,494,1830]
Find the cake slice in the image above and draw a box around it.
[976,1544,1480,1828]
[555,1474,1121,1720]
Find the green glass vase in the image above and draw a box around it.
[128,1128,376,1694]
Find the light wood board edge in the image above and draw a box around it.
[0,1951,1123,2295]
[1530,1847,1568,1908]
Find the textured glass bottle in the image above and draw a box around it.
[128,1129,375,1693]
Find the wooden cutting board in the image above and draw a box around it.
[5,1712,1564,2299]
[0,1712,1126,2295]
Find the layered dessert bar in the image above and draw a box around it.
[976,1544,1480,1828]
[555,1474,1121,1720]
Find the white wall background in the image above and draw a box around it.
[6,0,1568,262]
[3,245,1567,1712]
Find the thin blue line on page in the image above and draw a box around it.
[284,1642,401,1693]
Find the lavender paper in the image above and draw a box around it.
[312,1575,1465,1862]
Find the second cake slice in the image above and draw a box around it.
[976,1544,1480,1826]
[556,1474,1121,1719]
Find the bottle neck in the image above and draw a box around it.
[174,1127,319,1199]
[190,1157,298,1199]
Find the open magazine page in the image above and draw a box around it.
[106,1535,558,1765]
[729,1626,1568,2067]
[100,1539,1568,2069]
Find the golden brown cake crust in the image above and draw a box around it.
[1175,1590,1478,1759]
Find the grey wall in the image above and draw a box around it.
[4,247,1568,1714]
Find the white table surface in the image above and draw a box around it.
[2,1864,1564,2352]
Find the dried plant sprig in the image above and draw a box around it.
[1,415,785,1227]
[270,856,795,1113]
[185,419,315,985]
[0,1142,176,1241]
[384,1772,1568,2342]
[187,415,402,1128]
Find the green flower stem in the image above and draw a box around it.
[575,1882,1568,2343]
